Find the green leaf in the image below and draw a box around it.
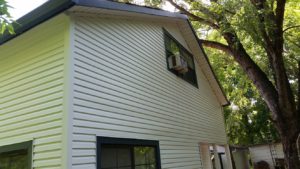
[7,23,14,34]
[0,22,6,34]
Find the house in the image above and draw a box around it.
[249,143,285,169]
[0,0,231,169]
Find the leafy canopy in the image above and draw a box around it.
[0,0,14,34]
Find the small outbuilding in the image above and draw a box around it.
[249,143,285,169]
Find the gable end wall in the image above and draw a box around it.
[71,15,227,169]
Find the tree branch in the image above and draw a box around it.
[249,0,277,83]
[283,25,300,33]
[275,0,286,30]
[211,1,236,15]
[251,0,296,119]
[165,0,220,29]
[199,39,233,55]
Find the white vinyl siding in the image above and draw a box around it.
[0,15,69,169]
[71,15,227,169]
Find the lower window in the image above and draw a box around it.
[0,141,32,169]
[97,137,161,169]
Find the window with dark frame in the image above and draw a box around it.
[164,29,198,87]
[97,137,161,169]
[0,141,32,169]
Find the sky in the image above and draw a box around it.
[7,0,176,19]
[7,0,49,19]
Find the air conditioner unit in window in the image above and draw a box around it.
[168,54,188,74]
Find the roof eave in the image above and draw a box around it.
[0,0,187,46]
[186,20,230,106]
[73,0,187,19]
[0,0,75,45]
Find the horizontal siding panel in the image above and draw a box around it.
[2,77,63,103]
[33,150,62,160]
[72,164,95,169]
[33,159,62,168]
[73,127,218,145]
[2,85,63,108]
[0,127,62,145]
[1,92,63,114]
[0,99,63,120]
[34,135,63,146]
[0,60,64,93]
[72,149,96,157]
[73,64,217,116]
[73,113,222,140]
[73,93,225,136]
[73,35,214,107]
[73,89,221,129]
[0,120,63,139]
[72,156,96,165]
[0,44,64,81]
[72,15,227,169]
[0,113,62,132]
[73,72,223,122]
[0,14,68,169]
[0,106,62,127]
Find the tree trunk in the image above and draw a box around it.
[221,32,300,169]
[281,130,300,169]
[276,113,300,169]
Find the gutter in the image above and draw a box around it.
[0,0,187,45]
[73,0,187,19]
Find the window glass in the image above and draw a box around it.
[164,29,197,87]
[167,39,180,56]
[134,147,156,164]
[117,147,131,168]
[101,145,118,169]
[99,138,160,169]
[0,149,29,169]
[134,147,156,169]
[181,50,194,70]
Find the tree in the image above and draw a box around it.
[206,42,280,146]
[164,0,300,168]
[122,0,300,168]
[0,0,14,34]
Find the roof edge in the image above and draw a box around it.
[186,20,230,106]
[73,0,187,19]
[0,0,188,45]
[0,0,75,45]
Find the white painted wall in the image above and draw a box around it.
[232,149,250,169]
[249,143,284,169]
[70,13,228,169]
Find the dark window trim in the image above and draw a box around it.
[163,28,194,57]
[97,137,162,169]
[0,141,33,169]
[163,28,198,88]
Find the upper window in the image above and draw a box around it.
[164,29,198,87]
[97,137,161,169]
[0,141,32,169]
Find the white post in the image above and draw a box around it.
[213,144,222,169]
[225,145,234,169]
[199,143,213,169]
